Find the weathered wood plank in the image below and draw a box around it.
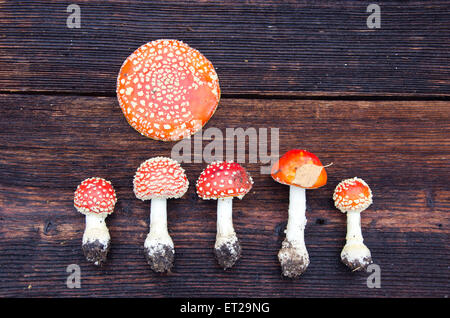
[0,94,448,297]
[0,1,449,96]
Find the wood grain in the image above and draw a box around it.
[0,94,448,297]
[0,1,449,96]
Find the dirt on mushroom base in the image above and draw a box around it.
[82,240,110,266]
[278,239,309,278]
[144,244,175,273]
[341,253,373,271]
[214,239,242,270]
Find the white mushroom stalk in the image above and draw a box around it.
[333,177,373,271]
[147,198,172,246]
[278,185,309,278]
[83,213,110,249]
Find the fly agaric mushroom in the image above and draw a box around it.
[133,157,189,272]
[117,39,220,141]
[196,161,253,269]
[74,177,117,266]
[271,149,328,278]
[333,177,373,271]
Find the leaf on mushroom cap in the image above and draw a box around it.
[271,149,327,189]
[333,177,373,213]
[196,161,253,200]
[117,39,220,141]
[74,177,117,215]
[133,157,189,200]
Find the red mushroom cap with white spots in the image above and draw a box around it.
[196,161,253,200]
[333,177,373,213]
[133,157,189,200]
[117,39,220,141]
[74,178,117,215]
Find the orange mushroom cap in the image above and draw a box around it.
[333,177,373,213]
[74,177,117,215]
[117,39,220,141]
[271,149,327,189]
[196,161,253,200]
[133,157,189,200]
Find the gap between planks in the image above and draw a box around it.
[0,90,449,101]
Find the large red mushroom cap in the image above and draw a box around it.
[196,161,253,200]
[271,149,327,189]
[74,177,117,215]
[133,157,189,200]
[333,177,373,213]
[117,39,220,141]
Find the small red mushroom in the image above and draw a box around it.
[271,149,328,278]
[333,177,373,271]
[117,39,220,141]
[196,161,253,269]
[133,157,189,272]
[74,177,117,266]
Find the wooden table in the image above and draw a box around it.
[0,1,448,298]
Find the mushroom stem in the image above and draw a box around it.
[286,186,307,244]
[148,198,171,242]
[341,211,372,271]
[345,211,364,243]
[144,197,174,273]
[278,185,309,278]
[216,198,235,240]
[82,213,110,266]
[215,197,241,269]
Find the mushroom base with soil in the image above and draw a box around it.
[82,241,110,266]
[341,243,372,271]
[278,239,309,279]
[144,242,175,273]
[215,237,241,270]
[82,213,111,266]
[214,198,241,269]
[144,198,175,273]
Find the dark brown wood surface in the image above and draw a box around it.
[0,1,449,298]
[0,95,448,297]
[0,0,449,96]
